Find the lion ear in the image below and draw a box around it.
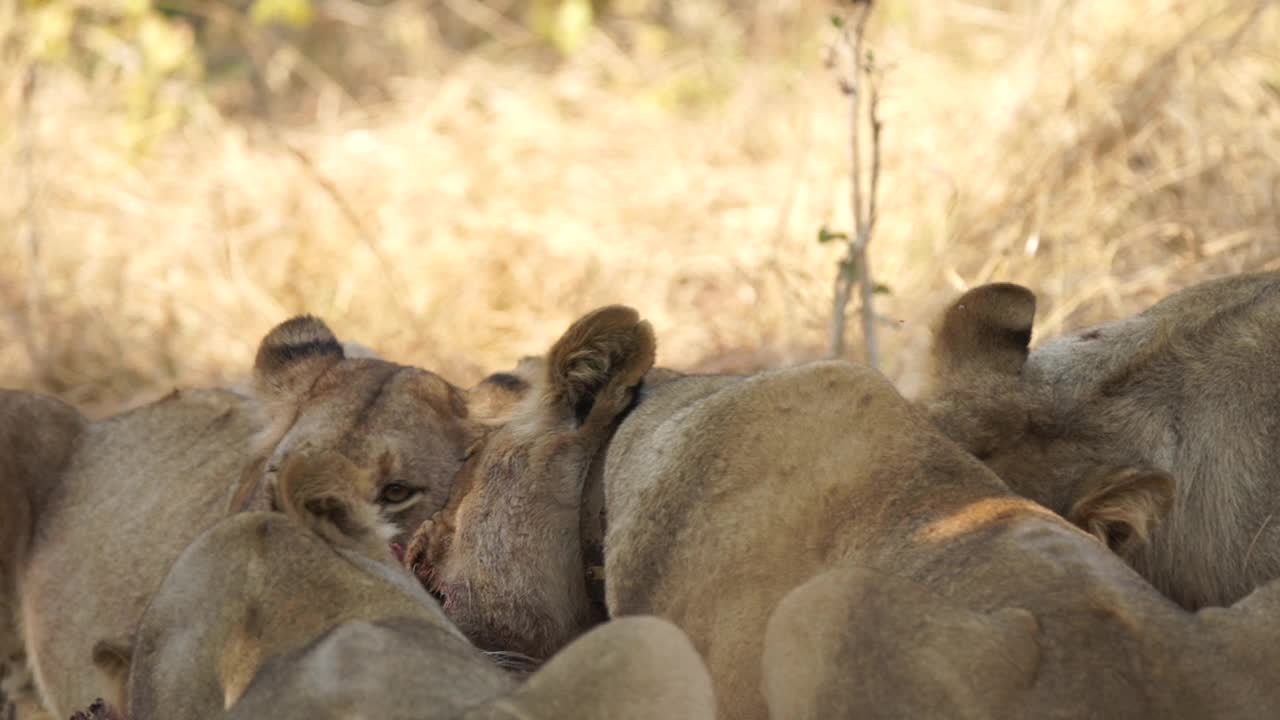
[254,315,346,403]
[275,449,390,553]
[467,358,545,426]
[931,283,1036,382]
[1068,466,1174,557]
[544,306,656,429]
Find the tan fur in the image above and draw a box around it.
[423,356,1280,719]
[1067,466,1175,556]
[0,392,87,720]
[8,314,488,719]
[466,357,547,426]
[122,453,712,719]
[406,305,656,660]
[274,448,396,560]
[923,272,1280,608]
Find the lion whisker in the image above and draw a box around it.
[483,650,543,677]
[1244,513,1274,571]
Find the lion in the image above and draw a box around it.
[409,340,1280,719]
[0,392,88,719]
[921,272,1280,609]
[761,561,1280,719]
[4,314,491,719]
[112,446,714,720]
[406,305,656,660]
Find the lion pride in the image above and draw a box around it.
[412,314,1280,718]
[111,445,714,720]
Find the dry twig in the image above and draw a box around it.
[826,0,884,368]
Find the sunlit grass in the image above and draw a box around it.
[1,0,1277,415]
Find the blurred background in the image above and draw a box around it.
[1,0,1278,416]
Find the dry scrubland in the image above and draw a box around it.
[1,0,1279,416]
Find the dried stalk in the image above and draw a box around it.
[858,63,883,368]
[827,0,884,369]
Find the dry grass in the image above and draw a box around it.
[2,0,1278,416]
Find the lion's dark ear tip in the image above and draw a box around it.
[255,315,345,377]
[976,283,1035,316]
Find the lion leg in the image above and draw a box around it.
[762,565,1040,720]
[463,616,716,720]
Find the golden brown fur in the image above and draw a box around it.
[120,448,713,720]
[418,354,1280,719]
[923,272,1280,608]
[6,315,489,719]
[0,392,88,719]
[407,305,655,659]
[761,561,1280,720]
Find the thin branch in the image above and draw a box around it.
[827,0,884,369]
[865,59,882,238]
[830,259,852,357]
[846,6,871,234]
[857,56,883,369]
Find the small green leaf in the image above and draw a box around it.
[250,0,314,28]
[531,0,594,55]
[830,15,844,28]
[872,283,892,295]
[818,225,849,244]
[30,3,76,62]
[138,14,195,75]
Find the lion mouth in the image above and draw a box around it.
[402,548,449,606]
[395,536,452,607]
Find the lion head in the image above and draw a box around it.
[403,305,656,660]
[230,315,489,550]
[921,283,1174,559]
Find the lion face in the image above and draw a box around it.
[405,306,656,660]
[233,316,484,548]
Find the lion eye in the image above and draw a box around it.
[379,484,416,505]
